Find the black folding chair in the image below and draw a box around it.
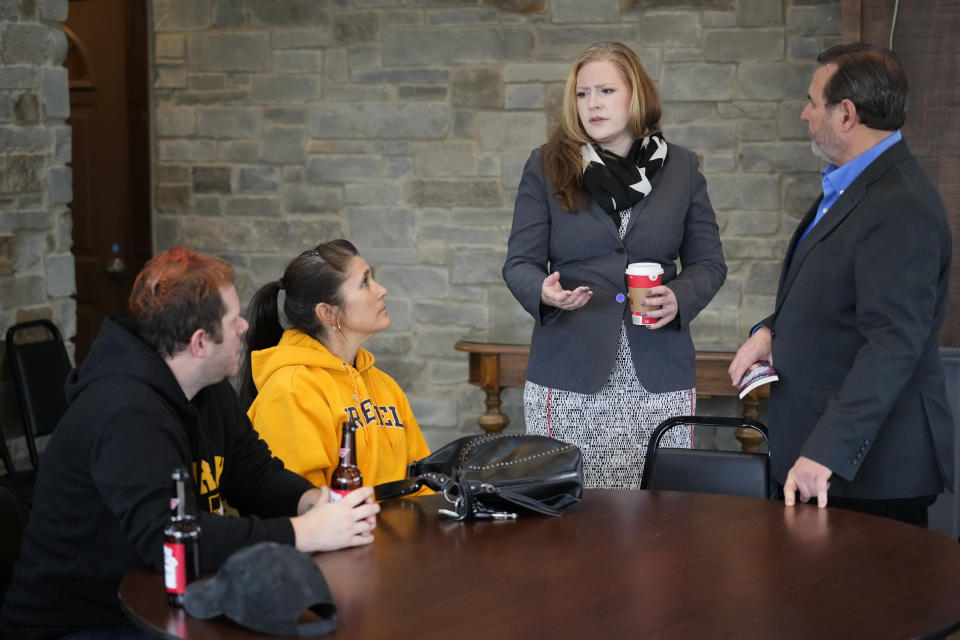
[640,416,773,499]
[5,319,72,470]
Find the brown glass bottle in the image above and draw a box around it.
[163,467,201,607]
[330,420,362,501]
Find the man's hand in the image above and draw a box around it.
[783,456,832,508]
[540,271,592,310]
[729,326,773,385]
[291,486,380,553]
[641,285,678,329]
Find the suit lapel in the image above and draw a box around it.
[772,140,911,318]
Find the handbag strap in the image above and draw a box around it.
[373,473,455,501]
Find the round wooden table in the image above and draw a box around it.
[120,490,960,639]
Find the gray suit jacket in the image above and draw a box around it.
[502,144,726,394]
[764,140,953,499]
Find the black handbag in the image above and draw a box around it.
[374,434,584,520]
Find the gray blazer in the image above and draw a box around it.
[764,140,953,499]
[502,144,726,394]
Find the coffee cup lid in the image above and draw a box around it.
[625,262,663,276]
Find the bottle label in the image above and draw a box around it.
[330,489,349,502]
[163,542,187,594]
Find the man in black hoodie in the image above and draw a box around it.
[1,246,379,639]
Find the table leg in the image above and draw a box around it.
[477,387,508,434]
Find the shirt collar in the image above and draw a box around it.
[822,130,902,199]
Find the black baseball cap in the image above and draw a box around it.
[184,541,337,637]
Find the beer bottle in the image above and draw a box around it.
[330,420,362,501]
[163,467,201,607]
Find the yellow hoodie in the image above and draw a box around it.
[247,329,430,488]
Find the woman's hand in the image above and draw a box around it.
[540,271,592,310]
[641,285,678,329]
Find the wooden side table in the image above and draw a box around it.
[455,339,769,451]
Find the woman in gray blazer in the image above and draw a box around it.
[502,42,726,489]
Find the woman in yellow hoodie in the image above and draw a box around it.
[239,239,430,488]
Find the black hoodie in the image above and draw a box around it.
[1,317,312,638]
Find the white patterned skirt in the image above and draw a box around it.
[524,323,694,490]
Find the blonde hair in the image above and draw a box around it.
[544,42,662,212]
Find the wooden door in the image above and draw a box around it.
[65,0,150,362]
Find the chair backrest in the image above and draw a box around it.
[5,319,72,470]
[0,483,26,601]
[640,416,773,499]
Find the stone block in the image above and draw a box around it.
[265,108,306,125]
[42,67,68,118]
[783,173,820,216]
[623,0,732,8]
[745,260,781,296]
[703,10,735,27]
[451,247,505,285]
[154,65,186,89]
[660,64,734,101]
[643,11,702,46]
[477,153,500,177]
[716,101,777,120]
[407,179,501,207]
[307,155,383,182]
[310,103,448,139]
[46,252,74,296]
[787,3,841,36]
[737,120,777,142]
[155,34,185,59]
[427,359,469,385]
[281,183,343,213]
[334,11,379,44]
[194,195,221,216]
[787,35,820,61]
[737,63,813,100]
[238,167,278,192]
[777,101,809,139]
[218,140,261,162]
[703,29,784,62]
[53,125,70,164]
[14,92,39,124]
[552,0,618,23]
[344,183,396,205]
[0,274,45,307]
[503,63,569,83]
[383,28,532,65]
[701,153,735,173]
[411,142,476,177]
[723,209,779,236]
[272,50,324,73]
[251,75,319,102]
[397,86,447,100]
[664,49,703,63]
[414,300,487,327]
[0,67,37,89]
[155,184,191,214]
[187,34,271,72]
[272,29,332,49]
[46,166,71,205]
[500,152,529,190]
[153,0,212,30]
[48,27,67,65]
[2,23,48,65]
[722,236,789,260]
[483,0,544,11]
[450,67,502,109]
[0,125,48,151]
[426,7,498,25]
[706,174,779,210]
[505,83,543,110]
[453,110,473,138]
[323,85,390,101]
[536,25,635,50]
[192,166,231,193]
[378,9,422,25]
[353,68,448,85]
[155,107,196,136]
[262,126,305,163]
[737,0,782,26]
[156,164,190,183]
[0,155,43,193]
[347,208,416,247]
[386,157,413,179]
[187,73,227,90]
[180,217,345,253]
[378,265,449,298]
[248,0,330,26]
[225,196,281,217]
[197,108,263,138]
[663,102,716,123]
[214,0,244,27]
[663,123,735,151]
[476,111,545,150]
[740,142,819,172]
[420,223,500,246]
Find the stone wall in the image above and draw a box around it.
[150,0,840,447]
[0,0,73,469]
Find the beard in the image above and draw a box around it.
[809,113,845,165]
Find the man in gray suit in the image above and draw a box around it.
[729,43,953,526]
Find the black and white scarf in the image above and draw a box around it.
[581,133,668,227]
